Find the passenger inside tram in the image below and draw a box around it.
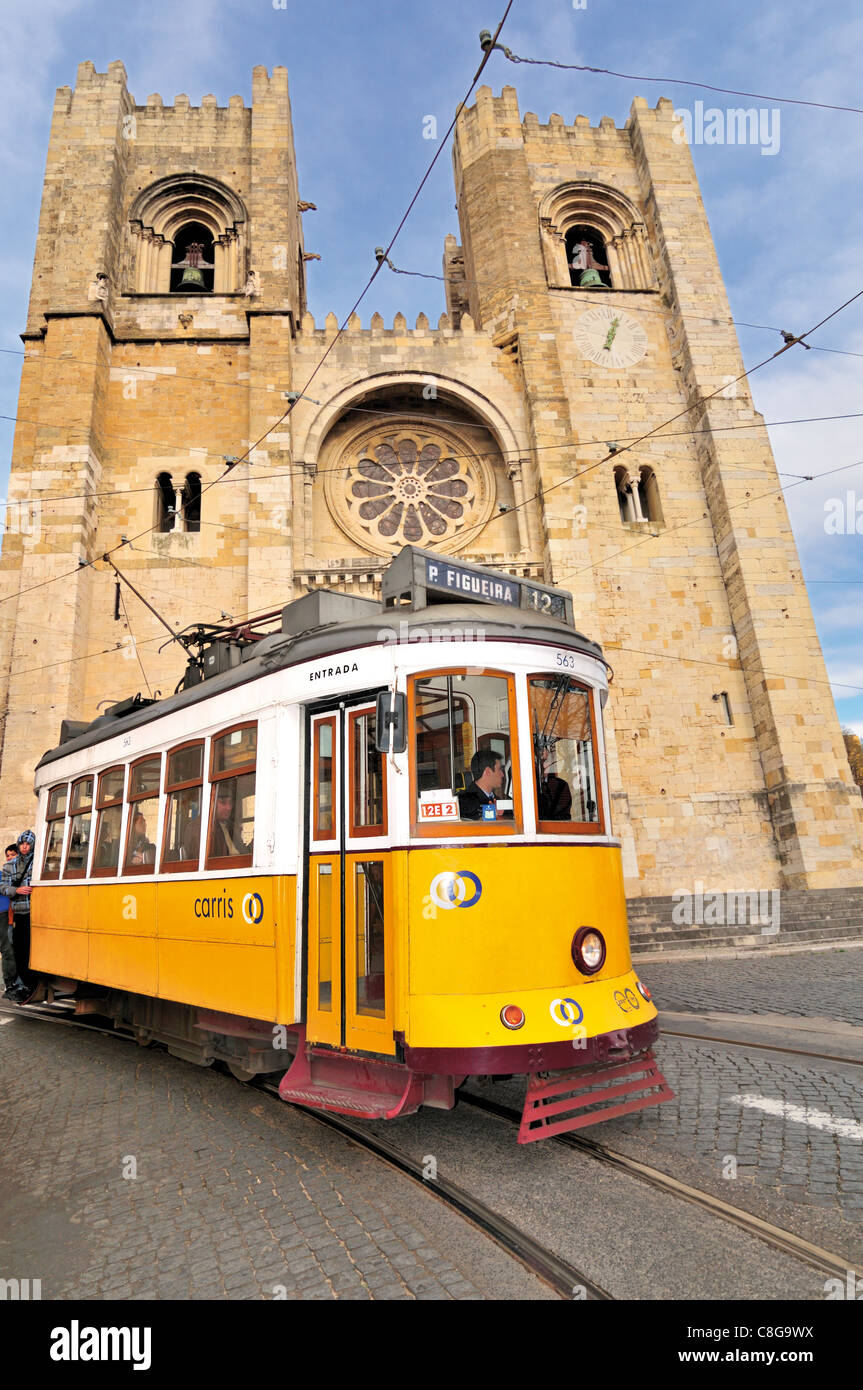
[537,741,572,821]
[530,676,599,826]
[208,782,254,860]
[128,812,156,866]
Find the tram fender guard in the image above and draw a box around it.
[518,1049,673,1143]
[278,1028,456,1120]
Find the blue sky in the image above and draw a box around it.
[1,0,861,734]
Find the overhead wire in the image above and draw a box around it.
[2,405,861,517]
[485,45,863,116]
[1,282,860,612]
[116,583,153,698]
[444,286,863,553]
[555,456,863,586]
[1,303,860,411]
[5,12,863,682]
[0,1,517,639]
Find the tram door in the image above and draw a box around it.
[306,701,394,1055]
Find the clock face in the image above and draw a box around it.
[574,306,648,369]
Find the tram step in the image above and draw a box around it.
[278,1031,429,1120]
[518,1050,674,1144]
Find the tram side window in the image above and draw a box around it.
[412,672,520,831]
[64,777,93,877]
[42,784,68,879]
[93,767,126,874]
[528,676,602,832]
[355,860,385,1017]
[162,742,204,871]
[123,756,161,874]
[207,724,256,868]
[350,708,386,835]
[313,718,336,841]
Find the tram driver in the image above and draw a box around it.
[458,750,508,821]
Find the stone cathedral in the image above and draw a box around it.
[1,59,860,903]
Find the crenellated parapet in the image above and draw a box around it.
[298,309,482,337]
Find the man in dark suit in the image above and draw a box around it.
[537,743,573,821]
[458,750,506,821]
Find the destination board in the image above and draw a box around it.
[424,557,568,620]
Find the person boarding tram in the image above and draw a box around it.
[1,830,36,1002]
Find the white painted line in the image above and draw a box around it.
[0,1017,14,1025]
[728,1093,863,1141]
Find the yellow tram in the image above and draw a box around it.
[28,546,671,1141]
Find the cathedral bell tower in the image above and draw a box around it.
[447,86,863,891]
[0,62,307,826]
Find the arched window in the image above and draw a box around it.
[614,465,636,523]
[156,473,177,532]
[539,183,655,292]
[638,467,664,527]
[614,464,664,528]
[155,471,203,533]
[566,224,611,288]
[170,223,215,293]
[182,473,202,532]
[128,175,247,294]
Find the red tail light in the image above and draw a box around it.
[500,1004,525,1030]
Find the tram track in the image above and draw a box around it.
[658,1023,863,1069]
[0,999,607,1301]
[458,1089,862,1284]
[5,996,860,1297]
[256,1079,610,1301]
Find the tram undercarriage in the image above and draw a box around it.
[31,977,671,1143]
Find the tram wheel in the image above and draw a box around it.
[227,1061,258,1083]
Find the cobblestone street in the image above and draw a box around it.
[0,1018,551,1302]
[2,943,862,1300]
[641,943,863,1025]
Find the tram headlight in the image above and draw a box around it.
[571,926,606,976]
[500,1004,525,1030]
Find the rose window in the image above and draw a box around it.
[351,436,475,545]
[325,427,494,554]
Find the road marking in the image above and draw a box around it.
[0,1017,14,1025]
[728,1093,863,1141]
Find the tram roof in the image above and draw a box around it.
[36,602,604,771]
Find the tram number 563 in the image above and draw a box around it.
[555,651,576,669]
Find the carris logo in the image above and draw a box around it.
[549,998,583,1026]
[242,892,264,925]
[429,871,482,910]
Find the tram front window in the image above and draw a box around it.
[529,676,602,831]
[412,671,519,831]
